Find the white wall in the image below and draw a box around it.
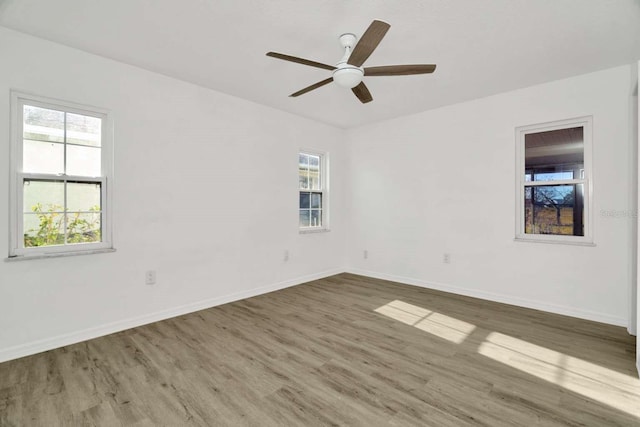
[0,27,346,362]
[346,65,636,327]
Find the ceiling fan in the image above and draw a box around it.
[266,20,436,104]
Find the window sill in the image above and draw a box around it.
[514,238,595,247]
[299,228,331,235]
[5,248,116,262]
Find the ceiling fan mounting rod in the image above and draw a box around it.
[337,33,357,64]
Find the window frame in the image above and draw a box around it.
[298,149,329,233]
[515,116,593,245]
[9,91,114,258]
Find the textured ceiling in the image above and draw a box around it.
[0,0,639,129]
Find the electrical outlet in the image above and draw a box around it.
[284,250,289,262]
[443,253,451,264]
[145,270,156,285]
[364,250,368,259]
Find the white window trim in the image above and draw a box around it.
[299,149,330,233]
[515,116,593,245]
[8,91,114,259]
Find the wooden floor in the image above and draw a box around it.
[1,273,639,426]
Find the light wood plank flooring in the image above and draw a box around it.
[1,273,638,426]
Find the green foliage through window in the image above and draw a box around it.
[24,203,101,247]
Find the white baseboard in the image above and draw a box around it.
[347,268,628,327]
[0,268,342,363]
[1,267,630,364]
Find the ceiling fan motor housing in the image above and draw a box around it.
[332,64,364,88]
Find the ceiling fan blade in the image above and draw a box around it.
[351,82,373,104]
[267,52,336,71]
[290,78,334,97]
[347,20,391,67]
[365,64,437,76]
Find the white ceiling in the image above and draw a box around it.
[1,0,639,129]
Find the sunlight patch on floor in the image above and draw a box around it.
[375,300,640,418]
[478,331,640,417]
[374,300,476,344]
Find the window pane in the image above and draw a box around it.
[299,192,310,209]
[524,184,584,236]
[23,105,64,143]
[66,113,102,147]
[531,171,574,181]
[23,179,64,213]
[525,127,583,181]
[299,209,310,227]
[309,155,321,190]
[66,212,101,244]
[23,139,64,174]
[298,154,309,189]
[299,174,309,190]
[23,212,64,247]
[67,145,101,176]
[310,209,322,227]
[310,193,322,209]
[67,181,101,212]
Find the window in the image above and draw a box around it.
[9,92,113,257]
[515,117,592,244]
[298,151,328,231]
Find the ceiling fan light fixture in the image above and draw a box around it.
[332,65,364,89]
